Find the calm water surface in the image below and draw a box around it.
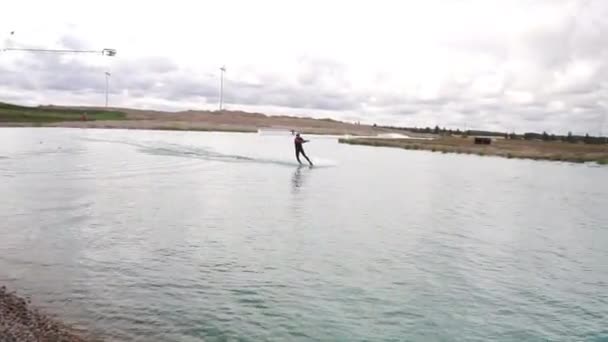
[0,127,607,341]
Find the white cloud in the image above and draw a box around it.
[505,90,535,105]
[1,0,608,134]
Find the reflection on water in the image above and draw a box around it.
[0,128,607,342]
[291,165,312,194]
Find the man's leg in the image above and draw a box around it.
[301,150,313,165]
[296,149,302,164]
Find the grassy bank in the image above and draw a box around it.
[0,102,126,123]
[339,137,608,164]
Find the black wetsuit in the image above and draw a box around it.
[294,136,313,165]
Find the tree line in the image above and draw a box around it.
[379,125,608,145]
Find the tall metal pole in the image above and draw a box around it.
[219,66,226,111]
[105,72,111,108]
[600,101,607,138]
[1,31,15,53]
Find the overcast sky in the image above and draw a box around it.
[1,0,607,134]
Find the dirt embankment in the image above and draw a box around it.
[41,106,391,136]
[0,102,422,136]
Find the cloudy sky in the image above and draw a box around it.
[1,0,607,134]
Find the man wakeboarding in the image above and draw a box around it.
[294,133,313,166]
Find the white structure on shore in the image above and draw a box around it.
[257,127,294,136]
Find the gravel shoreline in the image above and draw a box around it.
[0,286,89,342]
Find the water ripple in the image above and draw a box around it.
[0,128,606,341]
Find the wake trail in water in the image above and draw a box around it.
[140,145,337,168]
[82,137,338,168]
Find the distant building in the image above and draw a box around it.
[473,137,492,145]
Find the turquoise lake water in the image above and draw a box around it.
[0,128,607,341]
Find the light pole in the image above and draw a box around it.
[219,65,226,111]
[1,30,15,52]
[6,30,14,45]
[105,72,111,108]
[599,100,607,138]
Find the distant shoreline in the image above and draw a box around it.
[8,101,606,164]
[339,137,608,164]
[0,120,379,136]
[0,102,395,137]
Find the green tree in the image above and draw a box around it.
[584,133,591,144]
[567,131,575,143]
